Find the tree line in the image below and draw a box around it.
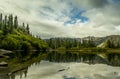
[0,13,29,35]
[44,37,96,49]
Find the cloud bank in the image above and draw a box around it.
[0,0,120,38]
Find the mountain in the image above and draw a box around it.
[44,35,120,49]
[97,35,120,48]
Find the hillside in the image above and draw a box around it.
[0,13,48,51]
[97,35,120,48]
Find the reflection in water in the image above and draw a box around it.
[13,61,120,79]
[46,51,120,66]
[1,51,120,79]
[94,72,120,79]
[108,53,120,66]
[0,67,10,79]
[46,51,106,64]
[63,76,76,79]
[10,68,28,79]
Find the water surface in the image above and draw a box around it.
[1,51,120,79]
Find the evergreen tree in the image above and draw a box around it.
[23,22,25,28]
[9,14,13,27]
[4,15,7,27]
[3,15,8,34]
[0,13,2,21]
[14,16,18,29]
[107,40,111,48]
[8,14,14,33]
[26,24,30,34]
[0,13,2,30]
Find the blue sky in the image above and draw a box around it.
[64,8,89,25]
[112,0,120,2]
[0,0,120,38]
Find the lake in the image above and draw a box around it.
[1,51,120,79]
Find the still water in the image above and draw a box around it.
[1,51,120,79]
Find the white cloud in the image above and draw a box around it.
[0,0,120,38]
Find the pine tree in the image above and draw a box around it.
[14,16,18,29]
[23,22,25,27]
[4,15,7,27]
[26,24,30,34]
[0,13,2,30]
[22,22,25,30]
[9,14,13,27]
[8,14,14,33]
[0,13,2,21]
[3,15,8,34]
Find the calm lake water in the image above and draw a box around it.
[1,51,120,79]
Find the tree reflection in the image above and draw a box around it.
[0,67,10,79]
[2,51,120,79]
[107,53,120,66]
[46,51,99,64]
[9,68,28,79]
[46,51,120,66]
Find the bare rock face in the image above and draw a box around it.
[0,61,8,67]
[0,49,12,59]
[0,49,12,54]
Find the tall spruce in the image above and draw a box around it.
[26,24,30,34]
[0,13,2,30]
[3,15,8,34]
[14,16,18,29]
[0,13,2,21]
[8,14,13,33]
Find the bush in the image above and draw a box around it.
[21,41,32,50]
[0,36,21,50]
[0,33,48,51]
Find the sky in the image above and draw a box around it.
[0,0,120,38]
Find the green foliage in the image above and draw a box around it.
[0,13,48,51]
[56,47,66,50]
[21,41,32,50]
[0,35,21,50]
[70,47,80,50]
[0,30,3,35]
[0,32,48,50]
